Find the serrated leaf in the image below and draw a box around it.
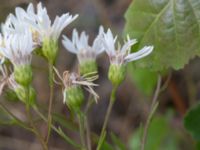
[124,0,200,71]
[184,103,200,140]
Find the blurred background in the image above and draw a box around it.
[0,0,199,149]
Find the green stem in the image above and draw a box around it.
[25,88,48,150]
[0,102,32,132]
[33,107,81,149]
[46,63,54,143]
[96,86,118,150]
[84,95,94,150]
[140,75,162,150]
[78,112,87,150]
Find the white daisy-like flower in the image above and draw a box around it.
[62,26,104,64]
[27,2,78,44]
[0,31,35,66]
[102,29,153,65]
[1,3,35,36]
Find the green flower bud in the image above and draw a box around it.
[14,65,32,87]
[108,64,126,86]
[42,38,58,64]
[80,60,97,75]
[64,86,84,112]
[15,86,36,106]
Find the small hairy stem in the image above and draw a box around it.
[140,75,162,150]
[46,63,54,143]
[34,107,81,149]
[78,112,87,150]
[96,86,118,150]
[25,88,48,150]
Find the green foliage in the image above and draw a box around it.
[124,0,200,71]
[110,133,127,150]
[0,107,15,125]
[128,64,157,95]
[4,89,19,102]
[129,115,179,150]
[52,113,78,131]
[184,103,200,141]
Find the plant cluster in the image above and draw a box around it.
[0,2,154,150]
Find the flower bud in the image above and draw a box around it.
[15,86,36,106]
[64,86,84,112]
[108,64,126,86]
[42,38,58,64]
[80,60,97,75]
[14,65,32,87]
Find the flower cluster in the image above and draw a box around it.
[0,2,153,110]
[0,2,78,105]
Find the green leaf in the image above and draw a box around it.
[110,133,127,150]
[129,115,179,150]
[184,103,200,140]
[52,113,78,131]
[124,0,200,71]
[128,64,158,95]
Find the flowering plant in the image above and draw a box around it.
[0,2,154,150]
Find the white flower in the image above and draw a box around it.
[27,2,78,44]
[0,31,35,66]
[102,29,153,65]
[1,3,35,35]
[62,26,104,64]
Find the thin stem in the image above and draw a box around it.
[25,88,48,150]
[85,117,92,150]
[33,107,81,149]
[46,63,54,143]
[0,102,32,131]
[78,112,87,150]
[84,95,94,150]
[141,75,162,150]
[96,86,118,150]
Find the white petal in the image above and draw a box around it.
[62,35,78,54]
[125,46,153,63]
[120,39,137,53]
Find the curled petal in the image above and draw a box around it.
[125,46,153,63]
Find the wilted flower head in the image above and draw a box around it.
[62,26,104,64]
[0,31,34,66]
[0,65,10,95]
[54,68,99,104]
[102,29,153,65]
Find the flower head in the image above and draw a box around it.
[102,29,153,65]
[0,31,34,66]
[62,27,104,63]
[102,28,153,86]
[54,68,99,105]
[62,26,104,74]
[27,2,78,44]
[1,3,35,36]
